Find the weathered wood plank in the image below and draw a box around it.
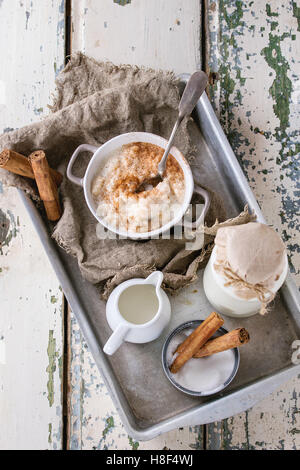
[72,0,202,74]
[68,0,204,450]
[207,377,300,450]
[206,0,300,450]
[0,0,65,450]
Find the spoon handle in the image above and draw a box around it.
[178,70,208,118]
[157,117,181,176]
[158,71,208,177]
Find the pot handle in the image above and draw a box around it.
[103,323,130,356]
[67,144,98,187]
[182,184,211,230]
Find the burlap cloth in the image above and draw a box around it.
[0,53,255,298]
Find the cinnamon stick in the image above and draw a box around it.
[29,150,61,221]
[193,328,250,358]
[174,312,224,355]
[0,149,63,186]
[170,312,224,374]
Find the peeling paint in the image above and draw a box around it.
[261,32,292,134]
[48,423,52,444]
[46,330,59,407]
[103,416,114,438]
[0,208,19,254]
[59,0,64,14]
[50,295,58,304]
[25,10,30,30]
[0,209,10,248]
[113,0,131,5]
[0,335,6,365]
[292,1,300,30]
[128,436,139,450]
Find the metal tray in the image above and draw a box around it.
[18,75,300,441]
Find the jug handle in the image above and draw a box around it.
[103,323,130,355]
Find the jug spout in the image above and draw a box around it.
[145,271,163,288]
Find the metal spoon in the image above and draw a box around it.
[136,71,208,193]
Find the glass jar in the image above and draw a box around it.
[203,245,288,318]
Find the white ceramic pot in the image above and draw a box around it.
[103,271,171,355]
[66,132,210,239]
[203,246,289,318]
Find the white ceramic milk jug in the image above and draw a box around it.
[103,271,171,355]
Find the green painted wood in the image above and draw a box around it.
[205,0,300,450]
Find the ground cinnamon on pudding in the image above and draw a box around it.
[91,142,185,233]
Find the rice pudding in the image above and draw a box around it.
[91,142,185,233]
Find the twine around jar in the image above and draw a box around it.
[214,262,276,315]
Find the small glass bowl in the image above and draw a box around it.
[162,320,240,397]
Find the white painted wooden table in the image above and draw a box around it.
[0,0,299,450]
